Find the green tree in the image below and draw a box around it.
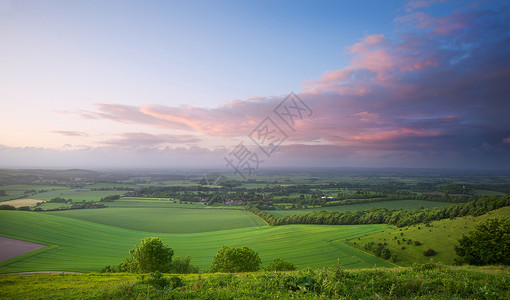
[0,205,16,210]
[264,258,297,271]
[209,245,261,273]
[455,217,510,265]
[120,237,174,273]
[170,255,199,274]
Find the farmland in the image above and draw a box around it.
[44,206,265,233]
[0,168,509,300]
[0,210,392,273]
[0,198,44,208]
[267,199,452,217]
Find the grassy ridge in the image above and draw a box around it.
[0,211,393,273]
[350,206,510,266]
[267,200,451,217]
[1,265,508,299]
[44,207,265,233]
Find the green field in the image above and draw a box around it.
[30,189,124,201]
[349,206,510,266]
[44,207,265,233]
[107,197,207,208]
[266,200,452,217]
[0,185,69,201]
[0,211,392,273]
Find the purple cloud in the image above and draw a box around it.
[61,0,510,169]
[100,132,201,147]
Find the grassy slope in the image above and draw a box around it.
[349,206,510,266]
[267,200,452,217]
[43,207,265,233]
[0,211,392,273]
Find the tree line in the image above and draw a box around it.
[247,195,510,227]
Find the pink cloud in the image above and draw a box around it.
[50,131,89,137]
[71,1,510,169]
[405,0,446,12]
[100,132,201,147]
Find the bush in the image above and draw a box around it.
[48,197,67,203]
[0,205,16,210]
[209,245,261,273]
[17,206,31,211]
[108,237,174,273]
[170,255,199,274]
[264,258,297,271]
[424,248,437,257]
[455,217,510,265]
[141,271,169,289]
[100,195,121,202]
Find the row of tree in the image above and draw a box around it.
[248,195,510,227]
[102,238,296,274]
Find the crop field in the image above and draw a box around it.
[0,211,392,273]
[107,197,203,208]
[0,198,45,208]
[84,182,140,189]
[349,206,510,266]
[30,189,125,201]
[44,207,265,233]
[266,200,452,217]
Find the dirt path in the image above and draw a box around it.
[0,236,47,262]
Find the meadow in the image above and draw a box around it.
[267,199,452,217]
[0,210,393,273]
[350,206,510,266]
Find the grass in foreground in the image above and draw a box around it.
[1,265,508,299]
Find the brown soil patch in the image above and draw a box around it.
[0,236,47,262]
[0,199,45,208]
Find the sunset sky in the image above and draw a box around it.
[1,0,509,171]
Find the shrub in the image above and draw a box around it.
[0,205,16,210]
[209,245,261,273]
[424,248,437,257]
[107,237,174,273]
[264,258,297,271]
[455,217,510,265]
[141,271,170,289]
[170,255,199,274]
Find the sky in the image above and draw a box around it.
[0,0,509,172]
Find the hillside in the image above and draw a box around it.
[0,211,393,273]
[348,206,510,266]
